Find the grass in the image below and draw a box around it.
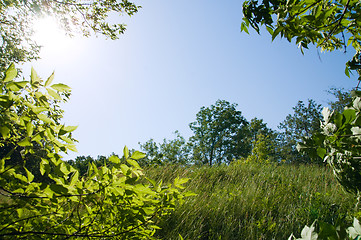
[145,162,357,239]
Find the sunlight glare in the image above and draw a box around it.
[33,16,74,54]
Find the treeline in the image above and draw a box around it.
[69,88,351,168]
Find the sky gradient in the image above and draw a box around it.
[25,0,357,160]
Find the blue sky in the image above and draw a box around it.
[25,0,357,160]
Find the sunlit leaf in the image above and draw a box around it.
[109,155,120,164]
[124,146,129,159]
[4,63,17,82]
[51,83,71,92]
[44,71,55,87]
[131,151,146,160]
[18,137,32,147]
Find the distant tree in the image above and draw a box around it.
[245,133,278,163]
[0,0,140,73]
[246,118,280,161]
[327,87,353,112]
[139,131,190,165]
[189,100,250,166]
[138,139,162,165]
[278,99,323,163]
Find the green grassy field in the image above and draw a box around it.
[145,162,357,239]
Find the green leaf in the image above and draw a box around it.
[63,125,78,132]
[67,144,78,152]
[343,109,355,124]
[17,209,24,218]
[272,26,283,41]
[131,151,146,160]
[40,158,50,175]
[46,88,62,100]
[32,107,47,114]
[24,167,34,183]
[50,184,69,194]
[127,159,141,169]
[6,81,28,91]
[266,26,274,35]
[30,67,41,86]
[26,122,34,137]
[18,137,32,147]
[121,164,130,175]
[124,146,129,159]
[174,177,190,189]
[4,63,17,82]
[38,114,53,124]
[51,83,71,92]
[109,155,120,164]
[0,126,10,139]
[70,171,79,186]
[316,147,326,159]
[14,173,28,182]
[44,71,55,87]
[345,66,351,78]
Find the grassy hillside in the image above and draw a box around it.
[145,163,356,239]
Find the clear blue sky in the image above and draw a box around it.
[25,0,357,160]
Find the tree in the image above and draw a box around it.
[245,118,280,162]
[278,99,323,163]
[189,100,250,165]
[244,133,278,163]
[139,131,190,165]
[0,64,191,239]
[0,0,140,72]
[242,0,361,82]
[327,87,353,112]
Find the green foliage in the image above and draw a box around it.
[0,0,140,73]
[189,100,250,165]
[145,163,355,239]
[0,64,190,239]
[279,99,323,163]
[67,155,109,176]
[299,91,361,196]
[327,87,353,113]
[242,0,361,78]
[288,218,361,239]
[244,133,278,163]
[139,131,190,165]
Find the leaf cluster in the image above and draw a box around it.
[0,64,192,239]
[298,91,361,196]
[242,0,361,78]
[0,0,140,73]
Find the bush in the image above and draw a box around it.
[0,64,191,239]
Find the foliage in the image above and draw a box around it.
[0,0,140,73]
[288,218,361,239]
[0,64,191,239]
[327,87,353,112]
[244,133,278,163]
[241,0,361,79]
[139,131,190,166]
[189,100,250,165]
[279,99,323,163]
[67,155,108,176]
[144,163,355,239]
[298,91,361,196]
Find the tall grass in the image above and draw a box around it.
[145,163,356,239]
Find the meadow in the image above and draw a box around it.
[145,162,356,239]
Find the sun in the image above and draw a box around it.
[33,16,73,54]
